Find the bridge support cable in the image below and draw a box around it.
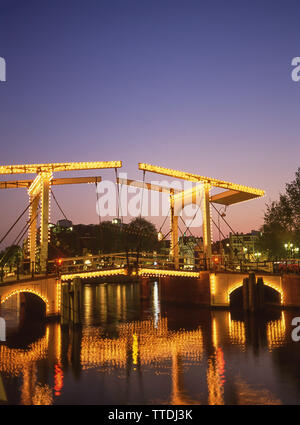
[0,194,39,247]
[176,222,197,264]
[178,215,206,268]
[210,203,256,261]
[157,205,171,240]
[178,206,204,252]
[0,205,40,267]
[211,217,227,242]
[131,169,148,268]
[50,189,69,221]
[14,208,40,247]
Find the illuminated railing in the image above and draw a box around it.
[138,268,200,278]
[0,161,122,175]
[139,163,265,197]
[61,268,127,281]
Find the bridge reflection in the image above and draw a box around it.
[0,282,289,405]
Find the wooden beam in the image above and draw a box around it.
[0,161,122,175]
[117,177,180,194]
[139,163,264,198]
[0,176,102,189]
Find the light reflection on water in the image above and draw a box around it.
[0,281,300,405]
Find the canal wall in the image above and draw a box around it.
[141,272,300,309]
[141,272,211,307]
[282,274,300,307]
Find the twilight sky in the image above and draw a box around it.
[0,0,300,248]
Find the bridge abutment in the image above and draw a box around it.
[158,272,211,307]
[61,277,82,325]
[281,274,300,307]
[0,276,60,318]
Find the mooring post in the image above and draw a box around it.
[242,277,249,311]
[72,278,82,325]
[257,277,264,310]
[248,272,256,312]
[140,277,151,301]
[61,282,70,325]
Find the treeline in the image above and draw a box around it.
[258,167,300,259]
[48,217,160,259]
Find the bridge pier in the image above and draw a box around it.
[61,278,82,325]
[0,277,60,319]
[158,272,211,307]
[140,277,151,301]
[242,273,264,312]
[61,282,70,325]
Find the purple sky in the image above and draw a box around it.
[0,0,300,248]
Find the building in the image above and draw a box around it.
[229,230,260,260]
[179,236,203,269]
[57,219,73,229]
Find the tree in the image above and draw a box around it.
[259,167,300,258]
[47,218,159,261]
[126,217,158,266]
[127,217,158,251]
[0,245,22,270]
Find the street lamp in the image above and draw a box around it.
[284,242,294,258]
[157,231,163,242]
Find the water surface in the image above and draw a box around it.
[1,281,300,405]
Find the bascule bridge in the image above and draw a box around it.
[1,160,300,319]
[0,161,122,271]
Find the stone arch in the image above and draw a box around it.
[228,280,283,305]
[0,288,49,313]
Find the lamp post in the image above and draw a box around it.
[284,242,294,258]
[243,246,248,261]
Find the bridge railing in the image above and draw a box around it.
[207,259,300,274]
[1,256,299,283]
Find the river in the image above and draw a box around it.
[1,280,300,405]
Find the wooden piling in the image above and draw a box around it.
[257,277,264,310]
[242,277,249,311]
[72,278,82,325]
[248,273,256,312]
[61,282,70,325]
